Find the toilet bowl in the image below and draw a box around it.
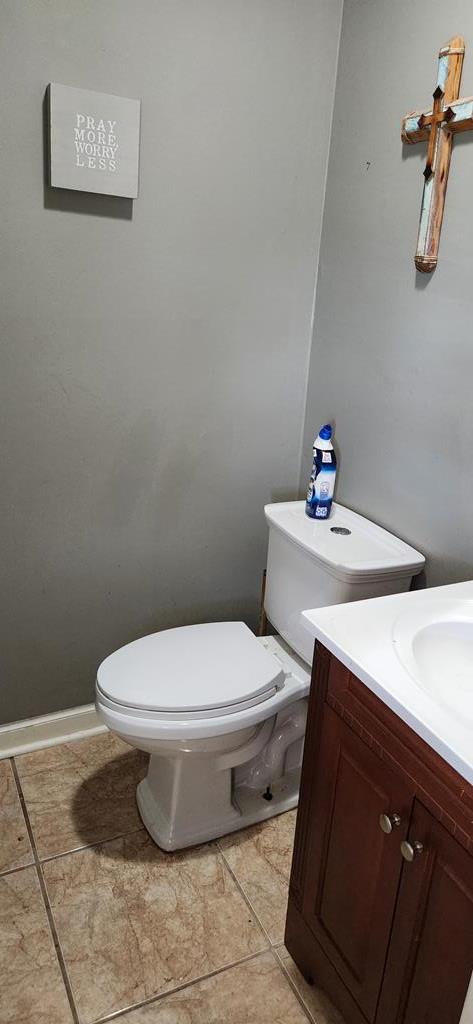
[96,501,425,850]
[96,622,310,849]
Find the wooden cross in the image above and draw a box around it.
[402,36,473,272]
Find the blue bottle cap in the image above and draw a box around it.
[319,424,332,440]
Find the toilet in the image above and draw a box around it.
[96,501,424,850]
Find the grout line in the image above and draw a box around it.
[91,949,267,1024]
[0,757,35,878]
[216,841,275,949]
[38,825,146,865]
[10,758,81,1024]
[272,945,316,1024]
[216,835,318,1023]
[0,859,36,879]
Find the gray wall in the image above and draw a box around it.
[0,0,342,723]
[301,0,473,588]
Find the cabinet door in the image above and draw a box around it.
[302,707,413,1022]
[377,800,473,1024]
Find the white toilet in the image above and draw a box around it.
[96,501,424,850]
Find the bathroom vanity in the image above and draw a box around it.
[286,582,473,1024]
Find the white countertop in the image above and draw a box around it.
[302,580,473,785]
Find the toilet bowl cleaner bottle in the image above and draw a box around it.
[305,424,337,520]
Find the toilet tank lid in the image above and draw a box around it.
[96,622,285,713]
[264,501,425,582]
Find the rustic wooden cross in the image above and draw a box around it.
[402,36,473,272]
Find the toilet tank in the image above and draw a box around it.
[264,501,425,665]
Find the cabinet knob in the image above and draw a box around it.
[379,812,402,834]
[400,840,424,862]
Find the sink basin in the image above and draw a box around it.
[393,597,473,726]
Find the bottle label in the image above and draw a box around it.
[306,446,336,520]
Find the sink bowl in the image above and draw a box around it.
[392,597,473,726]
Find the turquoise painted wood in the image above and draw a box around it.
[402,37,473,272]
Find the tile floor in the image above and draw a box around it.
[0,733,345,1024]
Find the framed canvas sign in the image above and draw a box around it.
[48,83,141,199]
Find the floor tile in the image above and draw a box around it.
[16,732,148,858]
[276,945,346,1024]
[0,758,33,874]
[218,809,296,943]
[117,951,309,1022]
[0,865,72,1023]
[43,829,268,1024]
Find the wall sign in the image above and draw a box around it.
[48,83,141,199]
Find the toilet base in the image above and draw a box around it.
[136,759,301,852]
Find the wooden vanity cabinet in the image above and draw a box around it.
[377,799,473,1023]
[286,644,473,1024]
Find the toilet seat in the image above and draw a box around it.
[97,621,286,717]
[96,670,307,741]
[96,629,310,743]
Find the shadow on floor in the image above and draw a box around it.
[70,748,154,860]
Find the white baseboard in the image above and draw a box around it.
[0,703,107,759]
